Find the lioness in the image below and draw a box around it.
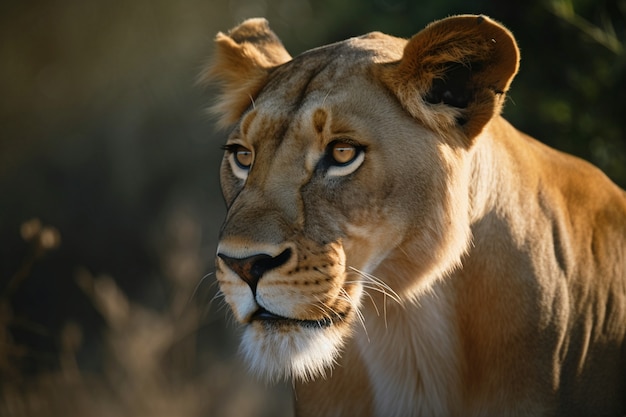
[203,14,626,416]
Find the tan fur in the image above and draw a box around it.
[204,15,626,416]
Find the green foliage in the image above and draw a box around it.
[503,0,626,185]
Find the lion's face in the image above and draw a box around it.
[207,17,518,382]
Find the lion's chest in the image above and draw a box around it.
[355,288,462,417]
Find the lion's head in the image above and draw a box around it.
[204,15,519,382]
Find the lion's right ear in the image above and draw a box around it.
[199,18,292,128]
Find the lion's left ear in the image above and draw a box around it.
[200,18,292,128]
[378,15,520,141]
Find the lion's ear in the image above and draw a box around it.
[379,15,519,141]
[200,18,292,128]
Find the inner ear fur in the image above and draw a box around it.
[379,15,520,141]
[200,18,292,128]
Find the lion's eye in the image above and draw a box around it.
[331,142,358,165]
[223,143,253,180]
[326,140,365,177]
[233,146,253,169]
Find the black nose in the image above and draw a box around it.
[218,248,292,296]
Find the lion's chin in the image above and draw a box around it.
[239,319,349,383]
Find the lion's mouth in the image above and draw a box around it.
[250,307,340,329]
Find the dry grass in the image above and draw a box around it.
[0,219,292,417]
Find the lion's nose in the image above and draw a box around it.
[217,248,292,296]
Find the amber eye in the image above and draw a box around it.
[330,142,358,165]
[325,140,365,177]
[223,143,254,180]
[223,144,253,169]
[233,146,253,169]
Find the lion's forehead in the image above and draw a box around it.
[255,34,404,110]
[236,34,405,152]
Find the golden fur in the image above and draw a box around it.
[204,15,626,416]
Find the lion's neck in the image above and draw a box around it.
[350,119,529,416]
[343,118,550,416]
[355,280,462,417]
[468,117,532,223]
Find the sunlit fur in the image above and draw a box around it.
[205,14,626,417]
[240,313,351,383]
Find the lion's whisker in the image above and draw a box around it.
[345,281,402,308]
[308,297,330,318]
[347,267,403,307]
[338,288,369,342]
[346,269,404,330]
[189,271,216,304]
[360,288,381,317]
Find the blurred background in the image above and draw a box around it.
[0,0,624,416]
